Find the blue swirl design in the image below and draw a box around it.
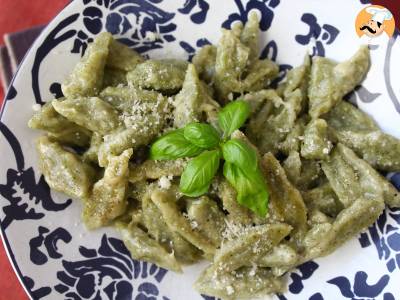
[359,206,400,273]
[55,234,170,300]
[73,0,177,55]
[222,0,280,30]
[24,276,52,299]
[277,261,319,300]
[260,40,292,86]
[179,38,211,60]
[29,226,72,265]
[344,85,382,105]
[0,122,72,230]
[178,0,209,24]
[327,271,394,300]
[295,13,339,57]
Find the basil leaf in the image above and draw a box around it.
[150,129,203,160]
[183,123,221,149]
[222,139,258,172]
[179,149,221,197]
[218,100,251,138]
[223,162,269,217]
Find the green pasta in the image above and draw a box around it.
[36,136,96,199]
[28,18,400,300]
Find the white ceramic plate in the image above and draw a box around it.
[1,1,399,299]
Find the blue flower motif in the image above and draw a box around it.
[29,226,72,265]
[0,122,72,230]
[222,0,280,31]
[277,261,319,300]
[359,205,400,273]
[55,234,170,300]
[260,40,292,86]
[327,271,394,300]
[178,0,210,24]
[179,38,211,60]
[295,13,339,57]
[73,0,177,55]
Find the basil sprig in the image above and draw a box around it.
[179,149,221,197]
[184,123,220,149]
[218,100,251,139]
[150,129,203,160]
[149,100,269,217]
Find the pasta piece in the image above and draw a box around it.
[129,159,187,183]
[323,144,400,207]
[52,97,121,135]
[150,189,216,255]
[308,45,370,118]
[115,222,182,272]
[62,32,111,97]
[283,151,322,191]
[324,100,378,132]
[241,59,279,92]
[240,11,259,64]
[321,147,362,207]
[142,191,202,264]
[186,196,226,246]
[333,129,400,172]
[192,45,216,83]
[262,153,308,244]
[302,182,344,218]
[214,223,291,272]
[83,149,132,229]
[247,89,302,155]
[217,178,255,225]
[98,95,168,167]
[277,55,311,103]
[304,196,384,258]
[337,143,400,207]
[279,117,307,155]
[107,39,144,71]
[100,86,163,113]
[82,132,103,163]
[283,150,302,185]
[36,136,95,199]
[214,27,278,101]
[301,118,332,160]
[102,67,127,87]
[257,244,298,268]
[28,101,91,147]
[126,59,188,92]
[308,208,334,225]
[324,101,400,171]
[214,29,250,100]
[173,64,220,128]
[195,265,285,299]
[242,89,276,115]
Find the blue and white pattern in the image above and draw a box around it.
[54,235,170,300]
[1,0,400,299]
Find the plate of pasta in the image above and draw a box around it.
[1,0,400,299]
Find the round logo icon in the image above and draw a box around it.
[355,5,395,39]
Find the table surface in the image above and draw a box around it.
[0,1,399,300]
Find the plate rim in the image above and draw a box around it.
[0,2,75,298]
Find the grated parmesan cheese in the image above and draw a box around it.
[158,175,172,189]
[226,285,234,295]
